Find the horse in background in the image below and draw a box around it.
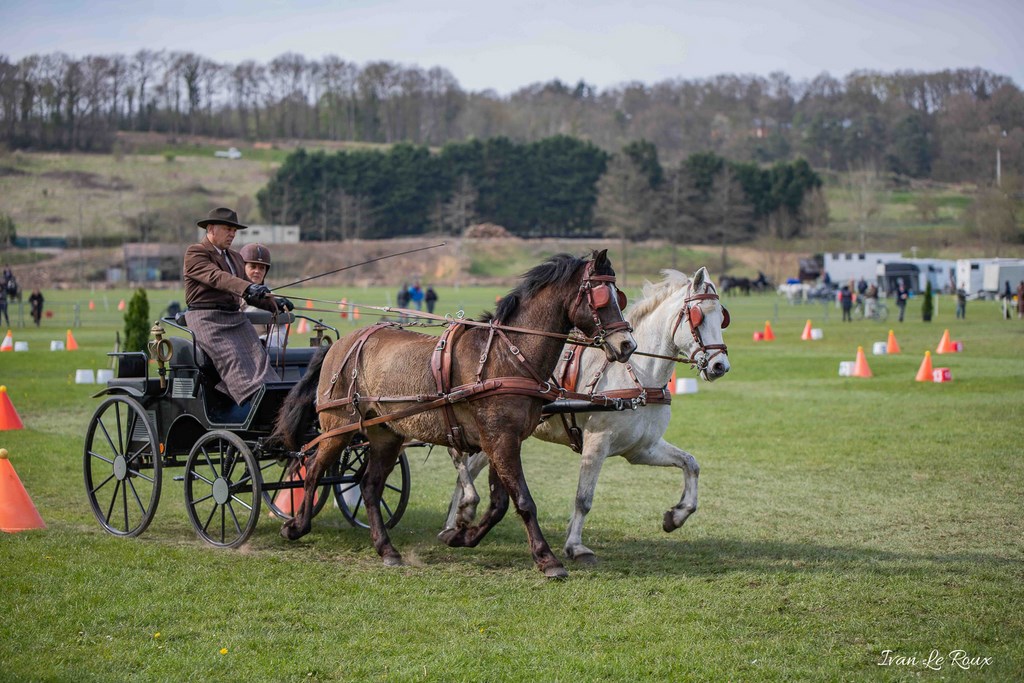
[720,275,750,295]
[272,250,636,578]
[443,267,730,563]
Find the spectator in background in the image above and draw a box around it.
[857,277,868,296]
[1017,281,1024,320]
[0,280,7,326]
[425,286,438,314]
[840,286,853,322]
[396,283,410,323]
[865,283,879,319]
[955,283,967,319]
[28,288,44,326]
[894,279,909,323]
[409,281,424,311]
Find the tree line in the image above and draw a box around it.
[1,51,1021,183]
[256,136,822,245]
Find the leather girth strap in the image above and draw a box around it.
[431,324,473,453]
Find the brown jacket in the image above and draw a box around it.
[184,237,262,310]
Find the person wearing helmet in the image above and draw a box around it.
[240,242,293,348]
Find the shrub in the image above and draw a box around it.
[922,281,933,322]
[123,288,151,352]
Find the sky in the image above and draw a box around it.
[3,0,1022,95]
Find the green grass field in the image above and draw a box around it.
[1,287,1022,681]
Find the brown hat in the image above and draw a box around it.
[240,243,271,267]
[197,207,248,230]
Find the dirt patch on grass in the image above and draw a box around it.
[41,170,134,191]
[0,165,28,177]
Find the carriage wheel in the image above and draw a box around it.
[332,440,411,529]
[876,304,889,322]
[259,453,332,521]
[83,396,161,537]
[184,430,261,548]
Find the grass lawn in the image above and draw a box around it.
[1,285,1022,681]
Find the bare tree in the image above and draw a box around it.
[438,174,478,235]
[595,152,657,285]
[706,166,754,273]
[847,164,884,250]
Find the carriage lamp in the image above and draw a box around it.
[148,322,173,389]
[312,320,332,347]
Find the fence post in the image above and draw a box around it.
[73,303,81,328]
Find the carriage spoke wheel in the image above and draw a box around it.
[332,441,410,529]
[83,396,161,537]
[184,431,261,548]
[259,451,332,521]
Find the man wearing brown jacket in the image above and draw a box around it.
[184,207,280,407]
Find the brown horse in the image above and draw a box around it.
[272,250,636,578]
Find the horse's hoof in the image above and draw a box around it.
[438,527,467,547]
[544,566,569,580]
[663,510,681,533]
[280,522,301,541]
[382,555,404,567]
[572,552,598,566]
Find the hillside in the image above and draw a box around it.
[1,140,1018,290]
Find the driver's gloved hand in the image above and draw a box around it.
[277,297,295,311]
[244,284,273,305]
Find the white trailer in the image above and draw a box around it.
[955,259,993,297]
[982,260,1024,297]
[823,252,902,286]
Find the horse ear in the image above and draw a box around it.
[692,267,707,289]
[593,249,608,265]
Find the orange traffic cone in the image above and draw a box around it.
[117,299,126,311]
[667,371,677,394]
[269,467,306,518]
[886,329,901,354]
[296,317,308,334]
[0,448,46,532]
[915,351,934,382]
[763,321,775,341]
[935,329,954,354]
[88,300,95,311]
[66,329,79,351]
[305,300,313,309]
[339,298,348,319]
[353,307,360,320]
[852,346,873,378]
[801,320,812,341]
[0,386,24,430]
[0,330,12,352]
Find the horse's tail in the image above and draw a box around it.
[272,345,330,451]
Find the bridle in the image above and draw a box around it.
[568,261,632,343]
[671,282,730,372]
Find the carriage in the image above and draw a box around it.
[83,309,414,548]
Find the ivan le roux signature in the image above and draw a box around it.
[878,649,992,670]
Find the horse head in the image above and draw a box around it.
[569,249,636,363]
[671,267,730,381]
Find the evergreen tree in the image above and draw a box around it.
[123,288,150,353]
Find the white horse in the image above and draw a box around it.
[442,267,730,562]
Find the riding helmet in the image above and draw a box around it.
[240,243,271,268]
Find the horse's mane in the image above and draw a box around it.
[489,253,588,324]
[626,269,692,325]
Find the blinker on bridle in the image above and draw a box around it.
[569,261,632,342]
